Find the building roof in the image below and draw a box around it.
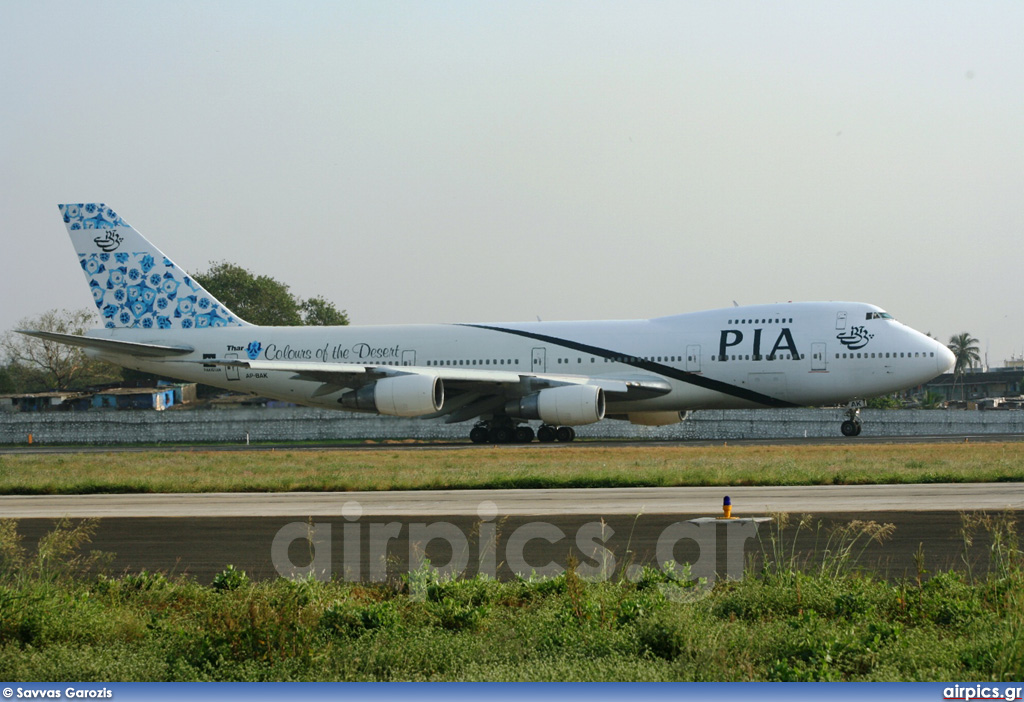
[928,369,1023,388]
[0,391,86,400]
[92,387,174,397]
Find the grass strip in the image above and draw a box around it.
[0,443,1022,494]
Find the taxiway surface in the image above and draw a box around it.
[4,484,1021,584]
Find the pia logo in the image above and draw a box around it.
[246,341,263,360]
[836,325,874,350]
[93,231,123,252]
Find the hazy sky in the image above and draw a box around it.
[3,2,1022,364]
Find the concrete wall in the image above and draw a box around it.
[2,407,1023,445]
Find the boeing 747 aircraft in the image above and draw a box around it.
[21,204,956,442]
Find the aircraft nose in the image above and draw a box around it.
[937,342,956,374]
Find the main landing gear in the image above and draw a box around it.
[469,420,576,444]
[840,406,863,437]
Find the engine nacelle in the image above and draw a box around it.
[624,410,689,426]
[339,374,443,417]
[505,385,606,426]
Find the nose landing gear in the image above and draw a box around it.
[840,405,863,437]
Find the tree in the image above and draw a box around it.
[866,394,902,409]
[193,262,348,327]
[947,332,981,402]
[0,364,15,394]
[919,390,945,409]
[300,295,350,326]
[0,309,123,391]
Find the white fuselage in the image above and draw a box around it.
[87,301,952,417]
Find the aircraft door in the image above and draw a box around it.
[532,347,546,373]
[811,343,827,371]
[835,312,847,330]
[402,350,416,366]
[225,353,240,381]
[686,345,701,373]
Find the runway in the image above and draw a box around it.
[4,483,1021,584]
[2,482,1022,518]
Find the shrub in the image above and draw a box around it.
[211,565,249,592]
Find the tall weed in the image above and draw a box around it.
[2,513,1024,681]
[0,518,109,585]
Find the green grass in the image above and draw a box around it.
[1,443,1023,494]
[1,515,1023,681]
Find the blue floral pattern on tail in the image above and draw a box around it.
[60,203,244,330]
[61,203,128,230]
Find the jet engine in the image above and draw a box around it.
[505,385,606,426]
[340,374,443,417]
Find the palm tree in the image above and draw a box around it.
[919,390,945,409]
[948,333,981,402]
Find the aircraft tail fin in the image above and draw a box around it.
[59,203,249,329]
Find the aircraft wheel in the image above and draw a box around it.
[470,426,489,444]
[489,426,514,443]
[537,425,557,443]
[556,426,576,442]
[840,420,861,437]
[515,425,535,443]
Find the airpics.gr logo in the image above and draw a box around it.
[246,341,263,360]
[93,231,123,252]
[836,325,874,350]
[269,499,767,595]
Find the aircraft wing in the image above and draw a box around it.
[195,358,671,408]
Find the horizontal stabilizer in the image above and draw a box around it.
[16,330,194,357]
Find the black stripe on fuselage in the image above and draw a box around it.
[461,324,799,409]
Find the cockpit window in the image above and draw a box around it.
[866,312,894,320]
